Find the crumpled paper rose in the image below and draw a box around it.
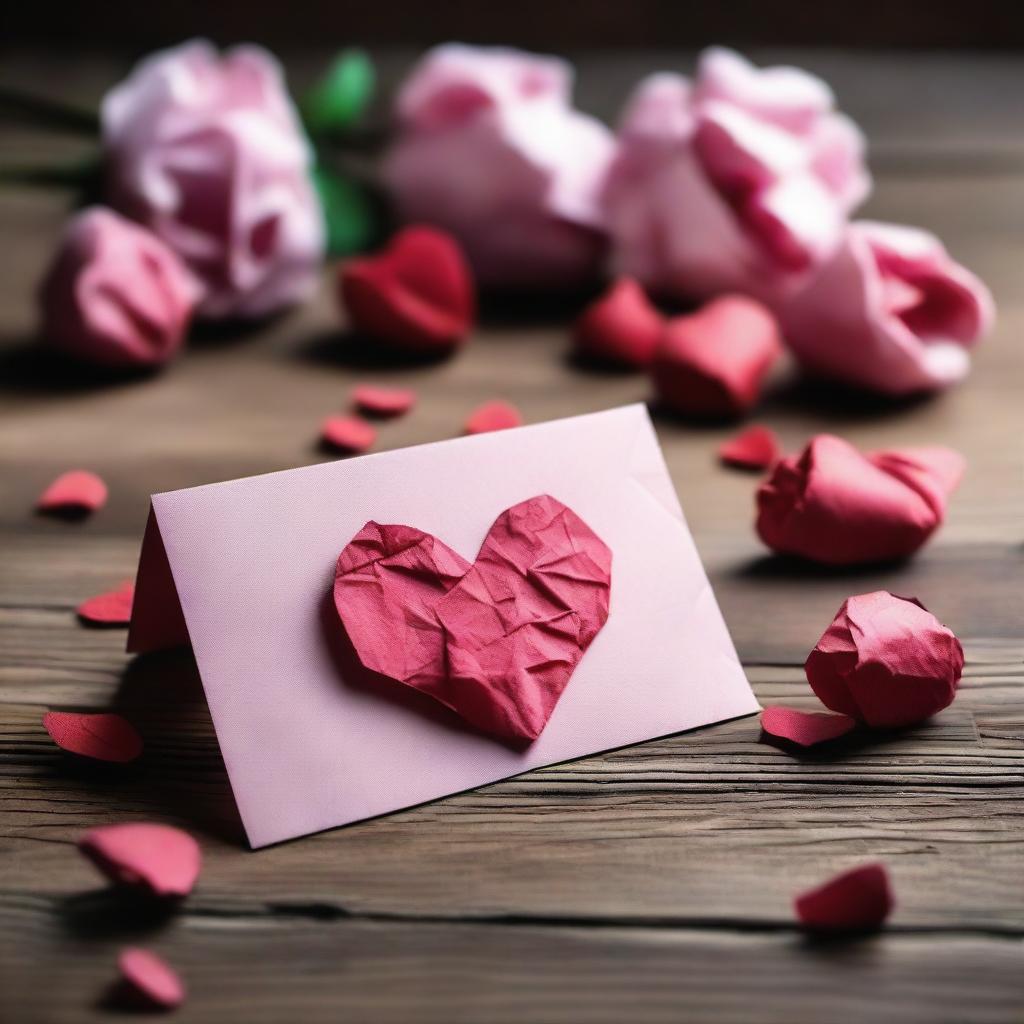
[102,39,324,319]
[805,591,963,728]
[756,435,964,565]
[602,47,870,302]
[39,207,197,369]
[382,44,615,288]
[778,220,995,394]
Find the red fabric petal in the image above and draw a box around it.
[334,494,612,742]
[77,580,134,625]
[352,384,417,417]
[118,948,185,1009]
[321,415,376,454]
[760,705,856,747]
[572,277,665,369]
[805,591,964,728]
[79,823,201,897]
[37,470,108,513]
[43,711,143,762]
[464,400,523,434]
[652,295,782,418]
[756,435,963,565]
[718,424,780,470]
[795,862,894,931]
[339,225,475,353]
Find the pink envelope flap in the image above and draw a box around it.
[129,404,758,847]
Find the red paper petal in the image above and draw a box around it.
[795,862,894,931]
[352,384,417,417]
[756,435,964,565]
[321,415,376,454]
[760,706,856,747]
[118,948,185,1009]
[43,711,143,763]
[37,470,108,513]
[79,823,201,897]
[652,295,782,418]
[718,425,780,470]
[464,400,522,435]
[572,277,665,369]
[339,225,475,353]
[334,494,612,742]
[77,580,134,626]
[805,591,964,728]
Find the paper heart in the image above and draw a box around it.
[339,225,475,353]
[333,494,612,742]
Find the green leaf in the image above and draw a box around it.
[302,50,375,136]
[313,165,376,256]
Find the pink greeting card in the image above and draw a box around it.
[129,404,758,847]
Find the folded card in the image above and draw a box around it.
[128,404,758,847]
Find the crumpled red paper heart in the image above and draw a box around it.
[77,580,134,626]
[805,591,963,728]
[572,277,664,368]
[37,470,108,514]
[352,384,417,417]
[79,823,201,897]
[718,424,780,471]
[321,415,376,454]
[464,400,523,434]
[652,295,782,418]
[756,435,964,565]
[339,225,475,353]
[333,494,612,742]
[760,706,856,747]
[43,711,143,762]
[795,862,894,931]
[117,948,185,1009]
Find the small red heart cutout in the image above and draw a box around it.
[333,494,612,742]
[339,226,475,353]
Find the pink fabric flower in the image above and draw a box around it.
[602,47,870,302]
[39,207,197,369]
[101,39,324,319]
[778,221,995,394]
[382,44,615,289]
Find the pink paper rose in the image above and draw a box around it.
[382,44,615,288]
[602,47,870,302]
[39,206,197,369]
[778,221,995,394]
[101,39,324,319]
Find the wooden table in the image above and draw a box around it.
[1,50,1021,1023]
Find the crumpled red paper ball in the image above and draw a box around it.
[805,591,963,728]
[651,295,782,418]
[795,862,894,931]
[339,225,475,353]
[39,206,197,369]
[572,277,664,368]
[756,435,964,565]
[79,823,201,897]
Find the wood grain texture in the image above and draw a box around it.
[1,51,1022,1024]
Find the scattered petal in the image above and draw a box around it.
[760,706,856,747]
[77,580,134,626]
[352,384,417,418]
[652,295,782,418]
[37,470,108,514]
[321,415,376,454]
[117,948,186,1009]
[79,823,201,897]
[718,425,780,470]
[805,591,963,728]
[572,277,665,369]
[464,400,523,435]
[795,862,894,931]
[43,711,143,763]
